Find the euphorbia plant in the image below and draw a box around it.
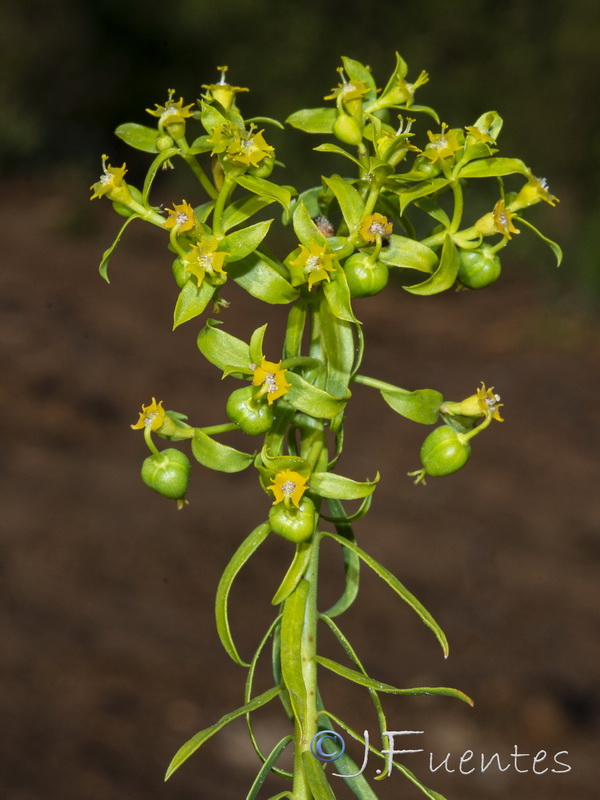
[92,55,559,799]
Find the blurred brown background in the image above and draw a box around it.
[1,1,599,799]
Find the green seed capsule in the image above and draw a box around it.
[226,385,274,435]
[420,425,470,477]
[343,254,389,297]
[141,448,191,500]
[269,496,316,543]
[333,114,363,146]
[458,247,501,289]
[248,152,275,178]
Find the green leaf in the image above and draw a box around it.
[404,234,459,296]
[414,195,451,227]
[517,216,563,266]
[222,195,276,232]
[471,110,503,141]
[245,115,284,129]
[215,521,271,666]
[115,122,159,153]
[249,323,268,365]
[302,751,336,800]
[286,372,350,419]
[187,134,213,155]
[191,430,255,473]
[293,200,327,248]
[407,104,441,123]
[271,541,312,605]
[259,447,311,477]
[323,498,360,618]
[310,471,379,500]
[164,684,281,780]
[286,107,337,134]
[319,296,355,397]
[342,56,377,100]
[458,157,529,179]
[314,143,364,170]
[142,147,179,203]
[228,252,299,304]
[197,319,252,376]
[323,270,358,323]
[173,280,216,328]
[199,100,228,135]
[378,235,438,273]
[235,174,293,215]
[280,580,309,723]
[245,735,294,800]
[222,219,273,263]
[322,531,449,657]
[322,175,365,233]
[316,657,473,705]
[97,214,140,282]
[380,388,444,424]
[396,178,450,215]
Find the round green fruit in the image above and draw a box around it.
[269,496,316,543]
[226,385,274,435]
[141,448,191,500]
[458,247,501,289]
[343,254,389,297]
[333,114,363,146]
[420,425,470,477]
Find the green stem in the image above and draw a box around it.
[143,424,161,457]
[449,179,464,233]
[196,422,239,436]
[174,136,218,200]
[212,173,238,238]
[352,373,409,393]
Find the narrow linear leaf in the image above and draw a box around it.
[235,174,293,214]
[517,216,563,266]
[316,657,473,705]
[272,541,312,606]
[222,195,276,232]
[322,531,449,657]
[249,323,268,366]
[302,751,337,800]
[280,580,309,725]
[458,156,529,179]
[323,269,359,323]
[164,685,281,780]
[320,493,372,524]
[314,143,364,170]
[246,735,294,800]
[215,522,271,666]
[315,708,379,800]
[322,499,360,618]
[319,295,355,397]
[396,178,449,215]
[142,147,179,203]
[98,214,141,282]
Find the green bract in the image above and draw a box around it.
[96,53,558,800]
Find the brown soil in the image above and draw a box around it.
[1,181,598,800]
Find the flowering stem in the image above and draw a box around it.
[352,373,410,394]
[174,136,218,200]
[197,422,239,436]
[449,179,464,233]
[143,425,161,457]
[212,173,238,238]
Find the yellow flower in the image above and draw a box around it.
[146,89,194,126]
[90,154,128,200]
[202,66,249,110]
[165,200,197,232]
[492,199,519,239]
[358,212,393,243]
[464,125,495,144]
[131,398,166,431]
[288,241,337,289]
[268,469,309,507]
[423,124,462,163]
[182,237,228,286]
[324,72,370,103]
[477,383,504,421]
[509,174,559,211]
[209,123,274,168]
[440,382,503,422]
[252,359,291,404]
